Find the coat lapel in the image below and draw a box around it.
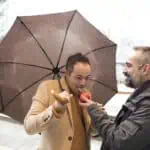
[81,107,91,132]
[60,77,74,128]
[59,77,91,132]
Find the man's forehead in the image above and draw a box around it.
[73,62,91,69]
[128,50,137,58]
[72,64,91,76]
[128,50,142,62]
[73,70,91,76]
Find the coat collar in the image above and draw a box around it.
[127,80,150,103]
[124,80,150,111]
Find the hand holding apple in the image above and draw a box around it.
[80,92,92,103]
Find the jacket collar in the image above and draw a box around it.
[127,80,150,101]
[124,80,150,111]
[59,77,70,92]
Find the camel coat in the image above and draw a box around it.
[24,77,91,150]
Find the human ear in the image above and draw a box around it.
[143,64,150,75]
[146,64,150,72]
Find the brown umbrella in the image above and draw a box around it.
[0,10,117,123]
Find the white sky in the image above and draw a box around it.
[0,0,150,62]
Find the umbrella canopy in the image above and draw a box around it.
[0,10,117,123]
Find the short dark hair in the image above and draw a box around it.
[66,53,91,72]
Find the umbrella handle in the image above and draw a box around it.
[51,90,69,105]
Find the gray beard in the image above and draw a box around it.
[124,77,136,89]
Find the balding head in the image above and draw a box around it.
[123,46,150,88]
[133,46,150,65]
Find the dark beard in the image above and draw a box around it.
[123,72,136,88]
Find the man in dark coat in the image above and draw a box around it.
[79,46,150,150]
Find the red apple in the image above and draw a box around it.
[80,92,92,103]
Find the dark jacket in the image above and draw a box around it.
[88,80,150,150]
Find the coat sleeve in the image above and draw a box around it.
[88,99,150,150]
[24,81,58,135]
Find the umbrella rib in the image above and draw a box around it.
[84,44,117,92]
[56,11,77,67]
[18,17,55,68]
[3,72,53,110]
[0,61,52,70]
[0,89,4,111]
[52,74,56,79]
[59,65,65,69]
[85,44,117,55]
[90,78,117,92]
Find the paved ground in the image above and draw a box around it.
[0,114,40,150]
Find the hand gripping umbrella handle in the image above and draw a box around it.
[51,90,69,105]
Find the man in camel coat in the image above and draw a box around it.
[24,53,93,150]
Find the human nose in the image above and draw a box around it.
[123,65,130,77]
[80,78,87,86]
[123,64,128,74]
[123,71,128,77]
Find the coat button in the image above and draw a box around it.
[68,136,72,141]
